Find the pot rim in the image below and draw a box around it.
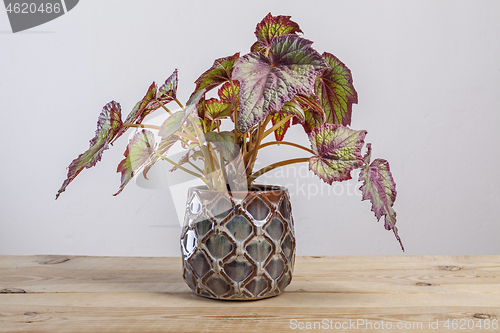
[189,184,287,194]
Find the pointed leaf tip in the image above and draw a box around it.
[112,70,178,144]
[190,53,240,99]
[271,113,291,141]
[158,69,178,101]
[251,13,303,53]
[56,101,123,199]
[359,150,403,251]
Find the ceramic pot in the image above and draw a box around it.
[180,185,296,300]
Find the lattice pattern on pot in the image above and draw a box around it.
[180,186,296,300]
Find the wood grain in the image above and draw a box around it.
[0,255,498,332]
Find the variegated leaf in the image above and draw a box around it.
[315,53,357,125]
[114,130,156,196]
[301,109,326,133]
[190,53,239,98]
[294,94,324,117]
[234,35,328,133]
[251,13,303,53]
[359,144,403,251]
[158,111,186,139]
[271,113,291,141]
[143,135,179,178]
[56,101,123,199]
[292,94,325,132]
[204,98,232,120]
[279,99,305,121]
[124,82,157,125]
[112,70,178,143]
[218,81,239,105]
[204,131,237,160]
[158,89,205,139]
[308,124,366,184]
[157,69,178,101]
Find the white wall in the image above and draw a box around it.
[1,0,499,256]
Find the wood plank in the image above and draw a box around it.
[0,255,499,332]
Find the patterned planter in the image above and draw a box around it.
[180,185,296,300]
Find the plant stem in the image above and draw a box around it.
[187,116,217,189]
[243,115,273,164]
[210,144,227,191]
[154,153,210,187]
[206,142,221,190]
[173,131,198,143]
[258,141,315,155]
[123,124,160,130]
[219,149,228,187]
[174,98,184,109]
[155,98,173,115]
[247,157,310,184]
[123,124,196,144]
[187,160,204,175]
[246,124,262,179]
[229,80,241,146]
[172,95,213,185]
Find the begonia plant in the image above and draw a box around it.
[56,13,403,250]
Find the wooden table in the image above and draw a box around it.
[0,256,498,332]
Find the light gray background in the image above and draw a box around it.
[1,0,499,256]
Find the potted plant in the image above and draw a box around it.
[56,13,403,300]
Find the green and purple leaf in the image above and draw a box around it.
[56,101,123,199]
[279,99,305,121]
[112,70,178,143]
[190,53,240,98]
[114,130,156,196]
[234,34,328,133]
[271,99,305,142]
[251,13,303,53]
[124,82,158,125]
[218,81,240,122]
[111,83,156,143]
[204,131,237,161]
[157,69,178,102]
[218,81,239,105]
[158,111,187,139]
[308,124,366,184]
[292,94,325,132]
[204,99,232,120]
[143,135,179,179]
[158,89,205,139]
[294,94,324,118]
[296,108,326,134]
[359,144,403,251]
[315,53,357,126]
[271,113,291,141]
